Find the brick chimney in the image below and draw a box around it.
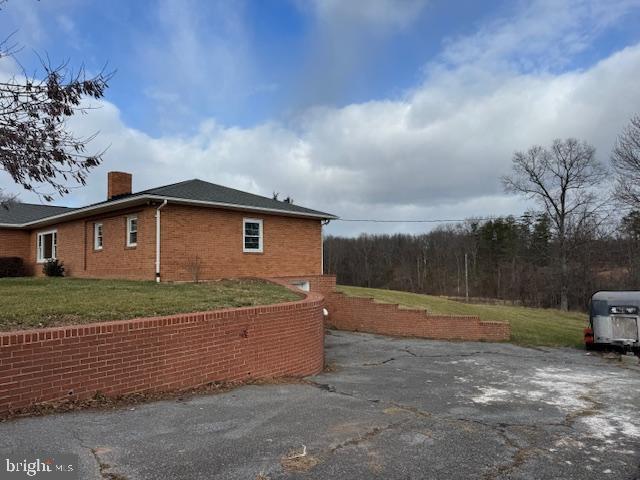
[107,171,132,200]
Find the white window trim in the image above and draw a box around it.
[291,280,310,292]
[126,215,138,247]
[36,229,58,263]
[94,222,103,250]
[243,218,263,253]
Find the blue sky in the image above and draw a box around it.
[1,0,640,235]
[0,0,521,133]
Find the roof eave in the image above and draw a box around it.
[144,195,338,220]
[4,196,151,229]
[1,194,338,228]
[0,223,26,229]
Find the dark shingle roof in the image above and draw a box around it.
[0,179,335,227]
[0,203,73,225]
[137,179,335,218]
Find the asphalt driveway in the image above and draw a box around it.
[1,331,639,479]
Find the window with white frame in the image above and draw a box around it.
[126,215,138,247]
[243,218,263,252]
[291,280,310,292]
[37,230,57,262]
[94,223,103,250]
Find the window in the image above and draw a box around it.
[94,223,103,250]
[36,230,57,263]
[126,215,138,247]
[243,218,263,253]
[591,300,608,317]
[291,280,310,292]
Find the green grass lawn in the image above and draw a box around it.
[337,285,587,348]
[0,278,301,331]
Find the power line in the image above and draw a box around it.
[335,215,528,223]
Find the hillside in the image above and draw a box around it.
[337,285,587,348]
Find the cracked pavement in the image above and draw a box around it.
[1,330,639,479]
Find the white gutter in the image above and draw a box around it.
[0,194,337,229]
[155,200,168,283]
[145,195,337,220]
[321,221,324,275]
[0,195,149,229]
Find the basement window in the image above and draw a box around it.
[243,218,263,253]
[36,230,57,263]
[94,223,103,250]
[291,280,310,292]
[126,215,138,247]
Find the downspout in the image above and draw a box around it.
[83,221,88,271]
[321,222,324,275]
[155,200,168,283]
[321,219,331,275]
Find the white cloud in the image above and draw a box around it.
[0,0,81,49]
[304,0,429,30]
[438,0,640,72]
[56,14,75,35]
[0,0,47,45]
[135,0,256,129]
[4,41,638,236]
[1,0,639,237]
[290,0,429,108]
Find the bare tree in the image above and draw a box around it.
[324,212,635,312]
[272,191,294,204]
[502,138,607,311]
[612,115,640,209]
[0,2,111,204]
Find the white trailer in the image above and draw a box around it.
[586,291,640,353]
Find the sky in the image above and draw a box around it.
[1,0,639,236]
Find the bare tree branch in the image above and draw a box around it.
[502,138,607,310]
[612,115,640,209]
[0,2,112,202]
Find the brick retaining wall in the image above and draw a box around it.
[1,275,511,415]
[272,275,337,295]
[0,291,324,415]
[278,275,510,342]
[324,291,510,341]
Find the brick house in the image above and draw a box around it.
[0,172,337,282]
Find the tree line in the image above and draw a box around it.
[1,2,639,312]
[324,117,640,311]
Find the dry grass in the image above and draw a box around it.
[0,377,312,422]
[0,277,301,331]
[280,446,321,472]
[337,285,587,348]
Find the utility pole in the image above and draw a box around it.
[456,254,460,296]
[464,252,469,302]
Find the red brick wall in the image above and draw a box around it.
[0,229,31,273]
[159,204,322,281]
[272,275,510,341]
[272,275,337,295]
[324,291,510,342]
[107,171,132,199]
[4,204,323,281]
[0,291,325,415]
[25,207,156,279]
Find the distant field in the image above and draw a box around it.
[337,285,587,348]
[0,278,301,331]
